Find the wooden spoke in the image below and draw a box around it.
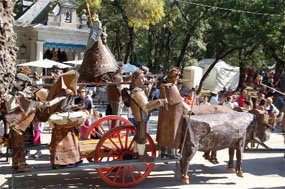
[108,137,121,152]
[132,165,143,177]
[128,165,136,182]
[91,130,103,138]
[113,166,121,182]
[104,167,117,177]
[101,145,120,155]
[122,166,126,184]
[98,123,105,134]
[117,132,124,149]
[125,129,129,149]
[94,125,155,187]
[128,138,135,151]
[107,119,111,130]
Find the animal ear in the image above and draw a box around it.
[233,107,243,112]
[249,109,269,124]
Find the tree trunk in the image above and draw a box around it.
[116,39,123,61]
[113,0,134,64]
[175,8,208,69]
[176,29,192,69]
[153,25,167,73]
[270,47,285,84]
[147,24,153,68]
[124,26,134,64]
[165,30,172,73]
[196,59,219,94]
[196,48,237,95]
[0,0,17,103]
[238,50,246,91]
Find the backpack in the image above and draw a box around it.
[121,88,131,107]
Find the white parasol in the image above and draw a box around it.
[17,59,72,69]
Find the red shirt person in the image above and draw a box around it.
[237,90,248,107]
[225,86,233,97]
[185,88,199,106]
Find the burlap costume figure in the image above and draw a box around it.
[78,15,118,82]
[48,70,85,168]
[156,68,191,158]
[106,62,123,123]
[6,70,43,172]
[130,70,168,162]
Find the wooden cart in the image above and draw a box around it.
[9,115,177,188]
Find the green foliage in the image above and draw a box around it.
[125,0,165,29]
[76,0,165,29]
[15,0,284,74]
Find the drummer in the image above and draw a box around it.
[48,71,85,169]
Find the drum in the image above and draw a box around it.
[48,110,90,128]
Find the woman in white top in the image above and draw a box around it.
[231,95,239,108]
[223,96,234,109]
[265,98,279,115]
[200,96,210,106]
[264,97,279,127]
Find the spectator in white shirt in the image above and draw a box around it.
[223,96,234,109]
[209,91,219,105]
[87,89,94,105]
[265,97,279,128]
[231,95,239,108]
[200,96,210,106]
[265,97,279,115]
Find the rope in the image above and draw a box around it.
[180,94,196,156]
[176,0,283,17]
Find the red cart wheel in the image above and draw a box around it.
[84,116,133,162]
[84,116,133,140]
[94,125,156,187]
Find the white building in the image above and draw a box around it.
[14,0,89,73]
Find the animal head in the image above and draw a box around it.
[249,109,271,142]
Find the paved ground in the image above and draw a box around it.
[0,107,284,189]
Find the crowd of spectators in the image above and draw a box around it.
[181,85,284,129]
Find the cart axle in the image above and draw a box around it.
[13,157,180,176]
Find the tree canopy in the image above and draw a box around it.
[14,0,285,89]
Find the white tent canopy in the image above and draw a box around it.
[123,63,139,73]
[63,60,83,65]
[183,66,203,90]
[194,59,240,92]
[17,59,72,69]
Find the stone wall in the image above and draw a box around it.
[0,0,17,102]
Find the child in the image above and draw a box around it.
[90,111,103,139]
[80,119,91,140]
[32,117,43,158]
[93,111,102,122]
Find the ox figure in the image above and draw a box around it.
[179,111,271,184]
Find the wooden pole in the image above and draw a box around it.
[260,83,285,96]
[33,79,192,87]
[85,0,93,26]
